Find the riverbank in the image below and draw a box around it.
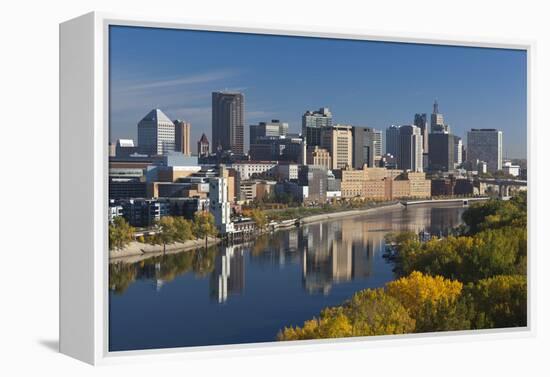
[110,236,220,263]
[298,202,404,225]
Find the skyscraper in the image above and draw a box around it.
[302,107,333,147]
[467,129,503,173]
[385,125,401,159]
[209,165,234,234]
[399,125,423,172]
[454,136,463,167]
[212,92,244,155]
[352,126,382,168]
[174,119,191,156]
[430,100,450,134]
[428,133,455,172]
[249,119,289,146]
[137,108,175,156]
[414,113,429,153]
[321,125,353,169]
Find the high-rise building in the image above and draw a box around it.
[197,133,210,157]
[249,119,289,146]
[428,133,455,172]
[385,125,401,160]
[212,91,244,155]
[137,108,175,156]
[430,100,450,134]
[321,125,353,169]
[352,126,382,168]
[302,107,333,147]
[209,165,234,234]
[454,136,463,167]
[414,113,429,153]
[399,125,423,172]
[467,129,503,173]
[173,119,191,156]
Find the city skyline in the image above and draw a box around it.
[109,26,527,158]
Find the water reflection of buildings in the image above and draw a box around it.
[210,246,245,303]
[300,219,384,295]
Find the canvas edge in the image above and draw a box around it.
[58,10,536,366]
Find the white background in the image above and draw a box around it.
[1,0,548,375]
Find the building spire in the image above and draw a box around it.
[433,99,439,114]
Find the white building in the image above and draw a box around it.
[503,161,520,177]
[229,161,278,180]
[209,165,234,234]
[399,125,423,172]
[137,108,175,156]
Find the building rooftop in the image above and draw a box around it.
[140,108,173,124]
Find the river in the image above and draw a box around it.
[109,203,466,351]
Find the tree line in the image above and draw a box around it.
[278,192,527,340]
[109,211,217,251]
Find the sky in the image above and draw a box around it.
[109,25,527,158]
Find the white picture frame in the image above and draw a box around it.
[59,11,535,365]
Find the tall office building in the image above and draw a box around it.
[249,119,289,146]
[414,113,429,153]
[428,133,455,172]
[430,100,450,134]
[212,91,244,155]
[385,125,401,159]
[352,126,382,168]
[321,125,353,169]
[174,119,191,156]
[302,107,333,147]
[467,129,503,173]
[209,165,234,234]
[399,125,423,172]
[454,136,463,167]
[137,108,175,156]
[197,133,210,157]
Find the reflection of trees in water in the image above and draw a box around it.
[109,246,218,294]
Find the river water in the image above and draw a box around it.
[109,203,466,351]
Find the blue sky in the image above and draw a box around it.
[109,26,527,158]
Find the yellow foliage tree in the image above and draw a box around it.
[386,271,464,332]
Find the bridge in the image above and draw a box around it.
[402,197,490,207]
[477,178,527,197]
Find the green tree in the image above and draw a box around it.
[173,217,194,242]
[109,217,135,250]
[155,216,178,253]
[464,275,527,329]
[193,211,218,247]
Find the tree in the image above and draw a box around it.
[277,288,415,341]
[464,275,527,329]
[244,208,268,231]
[193,211,217,247]
[155,216,178,254]
[173,217,194,242]
[386,271,464,332]
[109,217,134,250]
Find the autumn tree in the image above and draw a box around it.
[193,211,217,247]
[155,216,178,253]
[277,288,415,341]
[173,217,194,242]
[386,271,464,332]
[109,217,135,250]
